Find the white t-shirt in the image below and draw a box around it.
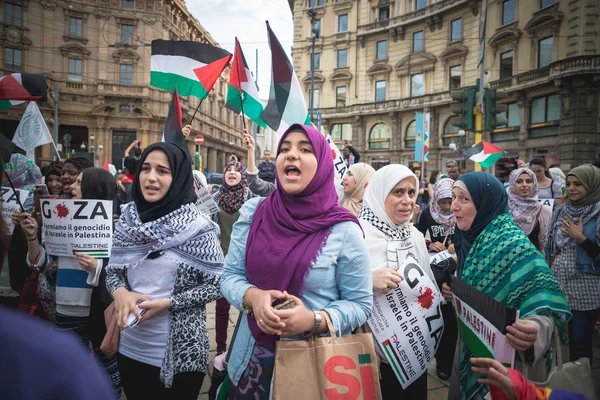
[119,256,178,367]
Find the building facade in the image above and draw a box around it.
[290,0,600,173]
[0,0,246,172]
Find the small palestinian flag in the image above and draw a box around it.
[461,140,505,168]
[150,39,232,99]
[0,73,47,110]
[260,21,310,134]
[226,37,266,129]
[162,88,187,150]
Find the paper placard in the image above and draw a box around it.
[193,174,219,215]
[41,199,113,257]
[367,257,444,389]
[429,250,453,265]
[537,198,554,212]
[1,187,29,234]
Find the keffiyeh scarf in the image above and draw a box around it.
[217,161,248,214]
[508,168,543,235]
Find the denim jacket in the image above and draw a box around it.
[576,217,600,274]
[220,197,373,386]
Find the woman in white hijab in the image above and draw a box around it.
[358,164,434,400]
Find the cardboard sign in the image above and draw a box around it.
[1,187,29,234]
[451,277,519,367]
[368,257,444,389]
[193,174,219,215]
[537,198,554,212]
[41,199,113,258]
[429,250,453,265]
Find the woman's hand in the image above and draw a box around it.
[506,320,538,352]
[560,216,586,243]
[448,244,455,254]
[17,213,38,240]
[74,253,98,273]
[470,358,517,400]
[428,242,446,253]
[243,130,255,150]
[442,282,453,302]
[182,124,192,138]
[372,269,403,294]
[112,287,149,330]
[246,288,286,335]
[273,293,314,336]
[412,204,421,225]
[138,298,172,324]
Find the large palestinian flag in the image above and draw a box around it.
[260,22,310,134]
[0,73,47,110]
[150,40,232,99]
[226,37,266,129]
[461,140,504,168]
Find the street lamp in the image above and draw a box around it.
[80,142,86,150]
[307,8,319,121]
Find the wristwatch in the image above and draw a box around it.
[303,310,322,337]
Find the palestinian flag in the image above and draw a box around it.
[162,88,187,150]
[0,73,47,110]
[461,140,504,168]
[260,21,310,134]
[150,39,232,99]
[226,38,266,129]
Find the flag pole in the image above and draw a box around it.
[3,170,25,211]
[188,98,205,126]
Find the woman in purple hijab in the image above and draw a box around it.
[220,124,373,399]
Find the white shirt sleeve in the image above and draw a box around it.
[86,259,103,287]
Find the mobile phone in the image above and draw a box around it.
[137,140,141,147]
[274,298,295,310]
[35,184,49,196]
[126,304,147,328]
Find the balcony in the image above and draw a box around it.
[96,83,149,98]
[489,55,600,91]
[357,0,471,37]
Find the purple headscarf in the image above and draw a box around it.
[245,124,360,349]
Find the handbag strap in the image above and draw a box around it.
[225,312,243,364]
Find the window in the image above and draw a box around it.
[376,40,387,60]
[405,120,417,148]
[538,36,553,68]
[309,0,324,7]
[500,50,514,79]
[379,6,390,21]
[375,80,386,102]
[70,17,83,37]
[416,0,427,10]
[68,58,82,82]
[492,103,520,142]
[120,64,133,85]
[442,119,467,147]
[411,73,424,97]
[413,31,424,52]
[312,52,321,70]
[540,0,554,9]
[530,94,560,138]
[337,49,347,68]
[338,14,348,32]
[122,0,134,7]
[4,48,22,72]
[4,3,22,27]
[336,86,347,107]
[121,24,134,44]
[369,123,391,150]
[331,123,352,147]
[502,0,515,25]
[119,105,131,112]
[314,19,321,37]
[449,65,461,90]
[451,18,462,43]
[309,88,320,109]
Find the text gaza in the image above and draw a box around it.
[1,187,22,204]
[41,201,110,220]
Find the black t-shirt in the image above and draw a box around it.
[417,207,455,244]
[124,156,140,176]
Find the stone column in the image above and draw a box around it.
[207,147,217,173]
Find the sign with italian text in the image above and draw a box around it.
[1,187,29,234]
[193,174,219,215]
[41,199,113,258]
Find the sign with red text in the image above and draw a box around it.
[367,257,444,389]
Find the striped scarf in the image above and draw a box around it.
[458,213,571,400]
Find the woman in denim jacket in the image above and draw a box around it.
[546,164,600,362]
[220,124,373,399]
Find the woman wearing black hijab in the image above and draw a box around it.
[106,143,224,399]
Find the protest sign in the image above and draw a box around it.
[451,277,519,367]
[537,198,554,212]
[41,199,113,257]
[1,187,29,234]
[367,256,444,389]
[429,250,453,265]
[326,134,347,182]
[193,174,219,215]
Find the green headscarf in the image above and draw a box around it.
[566,164,600,207]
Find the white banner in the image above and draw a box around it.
[367,257,444,389]
[1,187,29,234]
[41,199,113,257]
[537,198,554,212]
[193,174,219,215]
[13,102,54,160]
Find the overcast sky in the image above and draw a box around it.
[188,0,294,100]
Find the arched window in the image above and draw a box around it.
[369,123,391,150]
[442,118,466,147]
[405,120,416,149]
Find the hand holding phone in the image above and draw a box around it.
[126,303,147,328]
[274,298,295,310]
[35,184,49,196]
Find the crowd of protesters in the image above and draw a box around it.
[0,125,599,400]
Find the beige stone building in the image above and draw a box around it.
[0,0,247,172]
[290,0,600,173]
